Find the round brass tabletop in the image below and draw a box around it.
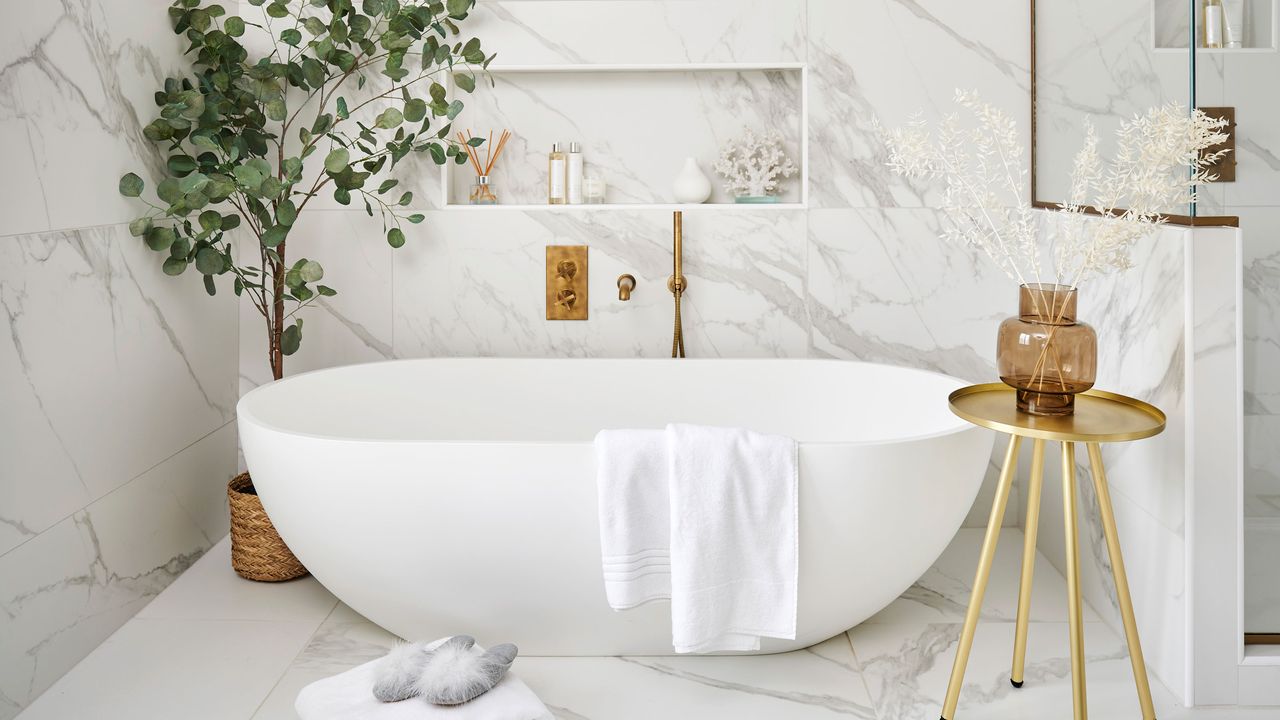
[948,383,1166,443]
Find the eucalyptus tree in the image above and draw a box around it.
[120,0,492,379]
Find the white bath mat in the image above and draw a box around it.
[296,656,552,720]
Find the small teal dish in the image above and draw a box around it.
[733,195,781,204]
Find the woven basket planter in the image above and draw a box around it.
[228,472,308,582]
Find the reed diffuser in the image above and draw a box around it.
[460,128,511,205]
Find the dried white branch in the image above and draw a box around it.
[879,91,1229,289]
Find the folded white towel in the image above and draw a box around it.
[594,429,672,609]
[295,641,551,720]
[666,424,798,653]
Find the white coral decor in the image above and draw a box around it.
[714,128,798,197]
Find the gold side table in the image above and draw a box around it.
[940,383,1166,720]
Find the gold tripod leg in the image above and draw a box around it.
[1011,439,1046,687]
[1062,441,1088,719]
[1086,443,1156,719]
[940,434,1021,720]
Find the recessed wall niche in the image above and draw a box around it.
[1153,0,1277,51]
[440,64,806,209]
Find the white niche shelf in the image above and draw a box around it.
[439,62,808,211]
[1152,0,1278,52]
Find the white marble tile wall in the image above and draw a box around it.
[0,2,240,717]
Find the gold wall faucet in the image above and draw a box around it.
[616,274,636,301]
[668,211,687,358]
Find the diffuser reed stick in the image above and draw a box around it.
[459,129,511,205]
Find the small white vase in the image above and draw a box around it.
[672,157,712,204]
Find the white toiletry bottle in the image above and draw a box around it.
[567,142,584,204]
[548,143,567,205]
[1205,0,1224,48]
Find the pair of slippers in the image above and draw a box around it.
[372,635,519,706]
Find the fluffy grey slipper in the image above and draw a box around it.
[371,642,432,702]
[414,635,520,705]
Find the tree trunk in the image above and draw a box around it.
[269,246,286,381]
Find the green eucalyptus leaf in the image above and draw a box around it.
[374,107,403,129]
[406,213,424,224]
[145,226,176,252]
[304,16,327,36]
[427,143,445,164]
[377,179,398,194]
[260,176,284,199]
[324,147,350,173]
[162,256,188,276]
[280,28,302,46]
[281,323,302,355]
[167,155,198,177]
[129,216,153,237]
[301,58,325,89]
[453,72,475,93]
[180,167,209,190]
[199,210,222,232]
[446,0,471,18]
[266,2,289,18]
[233,164,264,190]
[224,16,245,36]
[156,178,181,204]
[299,259,324,282]
[221,214,241,230]
[446,99,464,120]
[317,284,336,297]
[387,227,405,248]
[119,172,144,197]
[262,224,289,248]
[195,247,224,274]
[203,274,217,296]
[402,98,426,123]
[397,191,412,206]
[276,198,297,225]
[265,97,287,121]
[336,96,349,119]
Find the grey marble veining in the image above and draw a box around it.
[0,422,234,717]
[1,225,237,556]
[806,0,1029,210]
[0,0,187,237]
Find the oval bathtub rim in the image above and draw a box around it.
[236,357,991,449]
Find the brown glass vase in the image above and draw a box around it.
[997,284,1097,416]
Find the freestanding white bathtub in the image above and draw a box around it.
[238,358,993,655]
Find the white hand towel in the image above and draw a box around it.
[666,423,798,654]
[295,657,551,720]
[594,429,672,609]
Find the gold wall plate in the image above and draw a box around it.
[546,245,587,320]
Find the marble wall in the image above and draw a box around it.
[246,0,1231,701]
[0,0,1237,712]
[0,2,239,717]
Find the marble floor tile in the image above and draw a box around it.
[251,604,399,719]
[516,636,876,720]
[18,530,1277,720]
[867,528,1100,626]
[16,618,321,720]
[138,537,337,625]
[847,620,1277,720]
